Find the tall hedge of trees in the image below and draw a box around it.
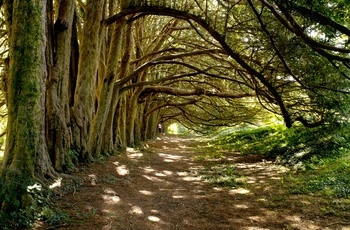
[0,0,349,218]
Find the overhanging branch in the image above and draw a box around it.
[138,86,254,103]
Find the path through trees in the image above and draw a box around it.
[36,135,349,229]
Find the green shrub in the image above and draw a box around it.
[210,123,349,166]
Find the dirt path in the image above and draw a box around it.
[36,135,349,230]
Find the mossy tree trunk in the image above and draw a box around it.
[1,0,56,212]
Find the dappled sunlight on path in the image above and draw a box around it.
[39,135,350,230]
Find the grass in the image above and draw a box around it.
[282,153,350,217]
[208,123,349,164]
[195,123,350,211]
[196,164,247,188]
[285,154,350,199]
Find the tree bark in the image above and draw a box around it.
[1,0,55,212]
[71,0,105,161]
[90,20,125,157]
[46,0,75,172]
[102,20,134,152]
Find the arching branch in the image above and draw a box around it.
[138,85,254,103]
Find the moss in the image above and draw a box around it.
[5,0,43,176]
[1,0,44,218]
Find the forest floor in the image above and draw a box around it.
[35,135,350,230]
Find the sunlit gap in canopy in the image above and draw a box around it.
[167,122,188,135]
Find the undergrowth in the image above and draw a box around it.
[197,123,350,203]
[210,123,349,166]
[196,164,247,188]
[286,155,350,199]
[0,176,80,229]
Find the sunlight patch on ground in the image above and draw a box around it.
[102,189,120,205]
[162,170,173,175]
[115,164,129,176]
[172,195,186,199]
[104,188,117,195]
[113,162,129,176]
[177,171,188,176]
[126,147,143,159]
[248,215,264,222]
[285,215,301,222]
[143,175,165,182]
[182,176,201,182]
[139,190,154,196]
[154,172,168,177]
[257,197,267,202]
[102,194,120,204]
[148,216,161,222]
[49,177,62,189]
[130,206,143,215]
[235,204,250,209]
[229,188,251,195]
[171,189,188,199]
[142,166,155,173]
[246,178,257,184]
[89,174,97,185]
[285,215,327,230]
[141,167,174,178]
[158,153,183,162]
[176,171,201,182]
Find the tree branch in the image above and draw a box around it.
[138,86,254,103]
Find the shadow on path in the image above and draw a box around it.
[40,135,350,230]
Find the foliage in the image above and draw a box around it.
[38,207,68,226]
[0,172,71,229]
[0,206,36,230]
[196,124,349,217]
[210,123,350,166]
[63,149,79,173]
[0,171,36,229]
[196,164,246,188]
[286,153,350,199]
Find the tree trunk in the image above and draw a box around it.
[102,21,133,153]
[71,0,105,161]
[126,89,143,146]
[1,0,55,212]
[90,20,125,157]
[115,94,127,149]
[101,84,119,154]
[46,0,75,172]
